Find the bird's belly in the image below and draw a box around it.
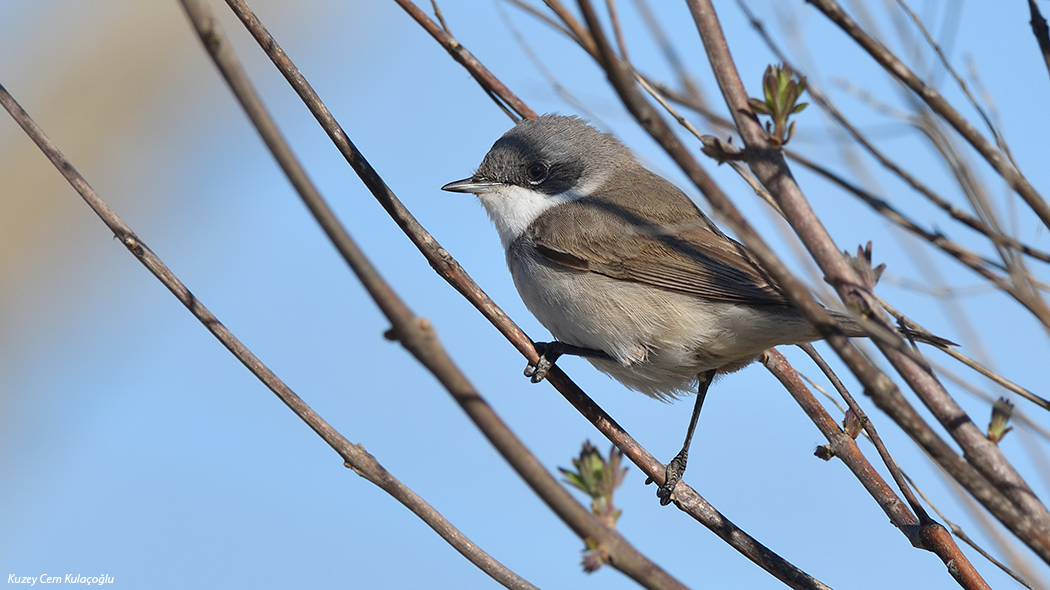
[508,249,816,399]
[511,260,734,398]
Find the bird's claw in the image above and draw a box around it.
[524,355,554,383]
[653,452,688,506]
[524,342,564,383]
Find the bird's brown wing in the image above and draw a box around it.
[527,198,790,306]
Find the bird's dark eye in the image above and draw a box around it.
[525,162,548,184]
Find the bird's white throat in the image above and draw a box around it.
[475,171,611,250]
[475,185,570,250]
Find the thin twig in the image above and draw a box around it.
[930,359,1050,442]
[503,0,577,41]
[798,344,930,521]
[498,1,609,124]
[892,0,1015,165]
[802,350,1039,588]
[875,296,1050,412]
[1028,0,1050,88]
[912,113,1050,330]
[908,471,1039,590]
[765,351,922,538]
[394,0,535,121]
[605,0,628,60]
[765,349,991,589]
[631,0,706,106]
[789,148,1050,268]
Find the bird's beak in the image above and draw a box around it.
[441,177,502,194]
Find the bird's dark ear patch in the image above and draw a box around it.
[535,243,590,270]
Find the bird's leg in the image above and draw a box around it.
[524,341,612,383]
[652,369,716,506]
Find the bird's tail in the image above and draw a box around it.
[830,310,955,348]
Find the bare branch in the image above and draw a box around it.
[765,349,989,589]
[631,0,706,106]
[0,81,538,590]
[393,0,536,121]
[893,0,1015,165]
[907,472,1039,590]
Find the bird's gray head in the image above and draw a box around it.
[442,115,637,248]
[443,114,634,197]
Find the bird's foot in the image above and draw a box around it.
[524,342,564,383]
[646,451,688,506]
[524,341,611,383]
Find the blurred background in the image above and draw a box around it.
[1,1,1047,588]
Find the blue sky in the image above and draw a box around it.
[1,1,1048,588]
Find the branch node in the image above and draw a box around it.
[416,316,434,335]
[120,234,145,257]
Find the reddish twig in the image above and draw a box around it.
[764,349,989,589]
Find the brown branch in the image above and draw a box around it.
[907,472,1040,590]
[797,344,929,519]
[548,364,832,590]
[605,0,628,60]
[177,1,687,588]
[543,0,598,55]
[798,341,1040,585]
[867,359,1050,561]
[806,0,1050,231]
[0,81,538,590]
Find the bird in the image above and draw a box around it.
[442,114,941,505]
